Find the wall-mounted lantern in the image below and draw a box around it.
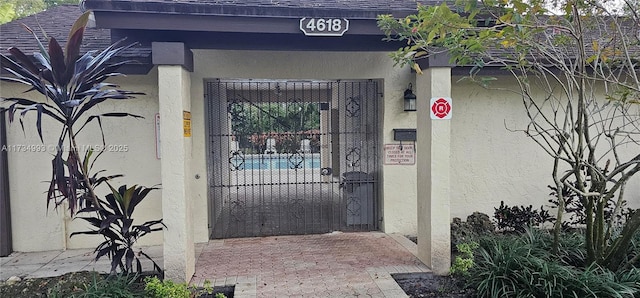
[404,83,417,112]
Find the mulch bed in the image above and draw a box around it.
[393,272,476,298]
[0,271,234,298]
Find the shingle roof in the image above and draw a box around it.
[82,0,434,18]
[84,0,425,10]
[0,4,151,63]
[0,5,111,56]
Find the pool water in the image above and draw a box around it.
[231,154,321,170]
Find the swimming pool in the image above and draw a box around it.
[230,153,321,170]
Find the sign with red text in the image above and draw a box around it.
[384,144,415,165]
[430,97,452,119]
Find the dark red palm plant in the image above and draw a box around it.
[71,184,165,275]
[0,11,143,214]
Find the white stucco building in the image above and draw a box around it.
[2,0,637,281]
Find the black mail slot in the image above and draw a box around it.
[393,129,417,141]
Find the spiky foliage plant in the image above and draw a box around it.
[0,11,143,213]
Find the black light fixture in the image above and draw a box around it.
[404,83,417,112]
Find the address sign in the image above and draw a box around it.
[299,18,349,36]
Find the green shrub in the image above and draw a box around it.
[468,232,565,297]
[570,265,640,298]
[46,273,143,298]
[625,231,640,269]
[493,201,553,233]
[145,277,191,298]
[144,277,226,298]
[554,230,587,267]
[450,241,479,276]
[78,273,143,298]
[451,212,495,247]
[467,230,640,297]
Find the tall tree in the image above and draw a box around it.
[379,0,640,271]
[43,0,79,8]
[230,101,320,153]
[0,0,78,24]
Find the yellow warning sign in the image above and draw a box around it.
[183,111,191,137]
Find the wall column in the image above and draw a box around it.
[0,108,12,257]
[415,55,452,275]
[153,42,194,282]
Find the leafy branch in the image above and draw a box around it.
[379,0,640,270]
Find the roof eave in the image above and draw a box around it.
[82,0,416,19]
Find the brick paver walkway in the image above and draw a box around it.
[191,232,430,297]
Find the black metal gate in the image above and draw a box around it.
[205,79,381,238]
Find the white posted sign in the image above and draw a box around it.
[384,144,415,165]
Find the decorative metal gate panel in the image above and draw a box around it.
[205,79,380,238]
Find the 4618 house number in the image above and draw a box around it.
[299,18,349,36]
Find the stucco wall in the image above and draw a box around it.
[189,53,639,240]
[450,78,554,219]
[5,49,639,252]
[450,77,640,219]
[2,70,162,251]
[1,50,419,251]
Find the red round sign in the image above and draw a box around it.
[431,98,451,118]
